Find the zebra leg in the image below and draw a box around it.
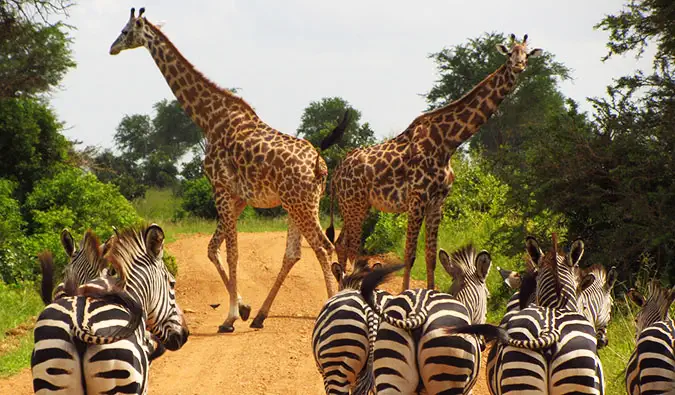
[423,196,444,290]
[250,220,303,329]
[373,323,418,394]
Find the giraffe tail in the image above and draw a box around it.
[319,110,350,151]
[38,250,55,305]
[326,178,336,243]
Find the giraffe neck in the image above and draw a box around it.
[426,64,518,149]
[143,22,257,139]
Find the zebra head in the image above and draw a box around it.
[108,224,190,351]
[60,229,110,284]
[439,246,492,324]
[330,259,382,291]
[525,234,595,310]
[628,280,675,337]
[577,265,618,348]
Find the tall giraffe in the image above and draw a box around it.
[327,34,542,291]
[109,8,348,332]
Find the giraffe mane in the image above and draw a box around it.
[144,20,257,115]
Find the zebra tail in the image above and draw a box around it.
[38,250,55,305]
[443,324,560,350]
[73,287,144,345]
[360,264,427,330]
[352,357,374,395]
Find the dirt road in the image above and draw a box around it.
[0,231,489,394]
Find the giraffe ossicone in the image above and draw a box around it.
[110,7,350,332]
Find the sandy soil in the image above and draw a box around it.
[0,231,489,395]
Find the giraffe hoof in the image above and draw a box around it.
[217,324,235,333]
[250,314,266,329]
[239,304,251,321]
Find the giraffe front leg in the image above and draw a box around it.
[424,196,444,290]
[402,201,425,291]
[251,219,303,329]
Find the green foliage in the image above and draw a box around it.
[163,251,178,276]
[143,151,178,189]
[132,188,183,223]
[114,114,154,162]
[363,212,407,254]
[180,176,217,219]
[0,282,42,340]
[0,98,70,199]
[152,99,203,162]
[92,149,147,200]
[0,180,24,246]
[0,0,75,98]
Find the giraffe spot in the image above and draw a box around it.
[168,65,178,77]
[157,48,165,62]
[457,109,471,123]
[460,129,473,141]
[429,125,442,145]
[421,139,435,153]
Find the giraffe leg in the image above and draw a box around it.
[424,196,444,290]
[250,219,303,329]
[402,201,425,291]
[207,193,248,333]
[340,201,370,268]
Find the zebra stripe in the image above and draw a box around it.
[577,264,617,349]
[447,235,604,395]
[361,246,492,394]
[31,224,189,395]
[626,281,675,395]
[312,261,391,395]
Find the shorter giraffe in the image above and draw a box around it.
[327,34,542,291]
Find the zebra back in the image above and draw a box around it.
[626,280,675,394]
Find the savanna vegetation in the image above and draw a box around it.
[0,0,673,392]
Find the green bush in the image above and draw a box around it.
[163,251,178,276]
[0,180,29,283]
[363,212,407,255]
[180,176,216,219]
[17,168,142,280]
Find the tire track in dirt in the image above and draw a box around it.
[0,231,490,395]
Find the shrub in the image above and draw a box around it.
[163,251,178,276]
[363,212,407,255]
[180,176,216,219]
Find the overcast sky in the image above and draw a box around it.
[50,0,652,153]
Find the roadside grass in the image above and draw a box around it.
[0,283,43,376]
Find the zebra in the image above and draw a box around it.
[31,224,189,395]
[360,245,492,394]
[312,259,391,395]
[577,264,617,349]
[446,234,604,395]
[625,280,675,395]
[498,263,617,349]
[38,228,167,362]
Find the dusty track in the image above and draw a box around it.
[0,231,489,394]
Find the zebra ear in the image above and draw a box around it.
[570,239,585,266]
[579,273,596,293]
[145,224,165,257]
[668,285,675,308]
[439,249,459,278]
[82,230,101,264]
[525,236,542,266]
[372,262,383,270]
[330,262,343,283]
[475,251,492,281]
[627,288,645,308]
[606,267,618,291]
[61,228,76,257]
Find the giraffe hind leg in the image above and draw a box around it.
[250,219,303,329]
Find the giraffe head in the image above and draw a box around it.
[496,34,542,74]
[109,7,152,55]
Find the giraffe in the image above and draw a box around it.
[326,34,542,291]
[109,7,349,332]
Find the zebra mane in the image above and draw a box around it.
[81,229,110,274]
[448,244,477,276]
[107,224,157,285]
[579,264,606,285]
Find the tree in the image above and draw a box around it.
[0,0,75,98]
[425,33,571,165]
[92,149,147,200]
[0,97,70,199]
[114,114,154,162]
[152,99,203,162]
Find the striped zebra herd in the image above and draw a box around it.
[312,233,675,395]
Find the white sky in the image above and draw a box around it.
[50,0,653,151]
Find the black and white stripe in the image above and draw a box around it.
[577,264,617,349]
[31,224,189,395]
[447,235,604,394]
[360,246,492,394]
[312,260,391,395]
[626,280,675,395]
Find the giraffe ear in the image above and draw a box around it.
[528,48,543,58]
[496,44,510,56]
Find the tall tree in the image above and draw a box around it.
[152,99,203,162]
[0,0,75,98]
